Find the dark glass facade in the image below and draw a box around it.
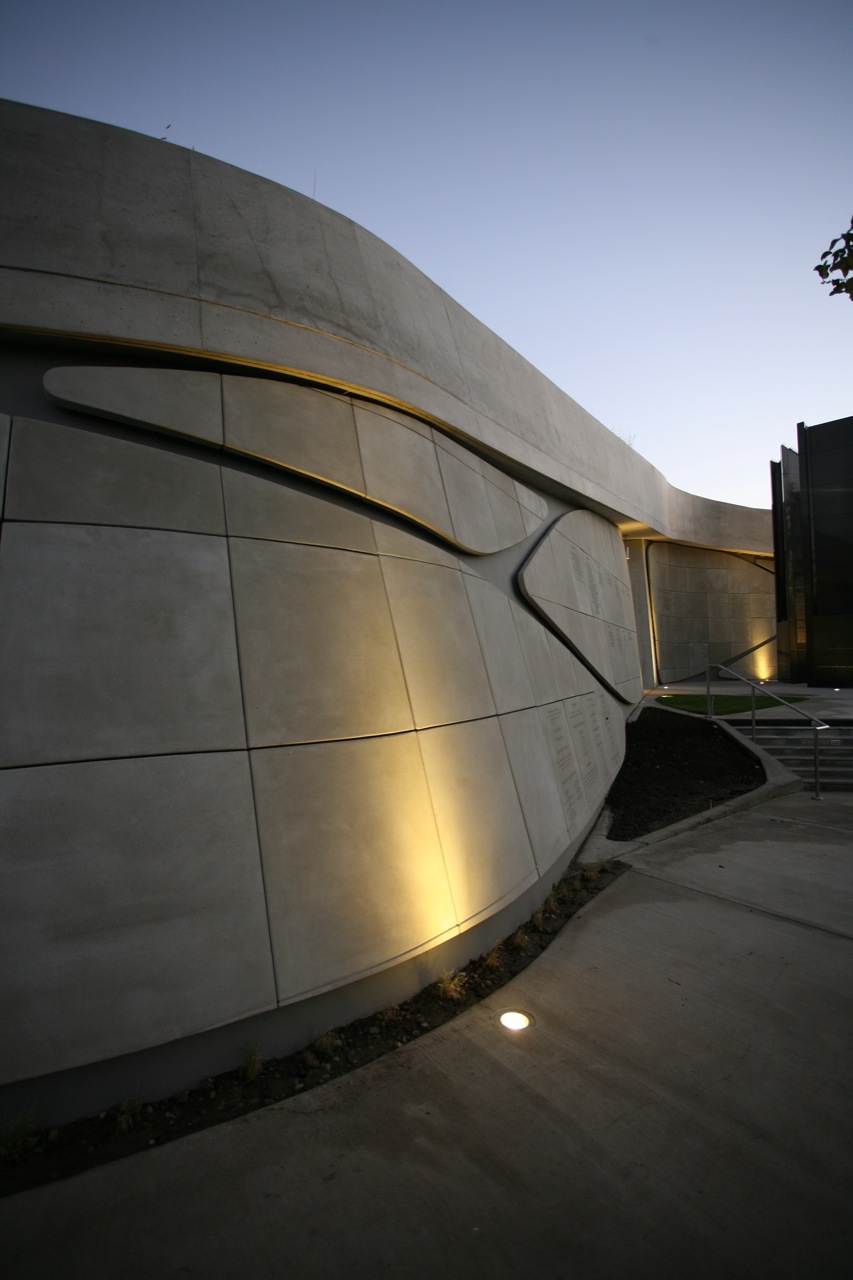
[771,416,853,686]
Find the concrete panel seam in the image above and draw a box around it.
[219,477,280,1005]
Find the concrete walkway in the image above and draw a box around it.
[3,791,852,1279]
[651,679,853,723]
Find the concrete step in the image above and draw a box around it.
[728,723,853,791]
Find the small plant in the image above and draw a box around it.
[0,1107,37,1163]
[378,1005,400,1023]
[545,890,559,914]
[243,1043,264,1082]
[482,942,503,970]
[114,1093,143,1135]
[510,928,528,953]
[531,907,545,930]
[556,880,573,904]
[582,867,599,883]
[313,1030,342,1058]
[435,969,468,1001]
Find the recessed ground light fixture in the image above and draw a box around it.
[834,688,840,693]
[497,1010,533,1031]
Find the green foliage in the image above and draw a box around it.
[814,217,853,300]
[435,970,468,1001]
[312,1030,342,1058]
[657,694,805,715]
[243,1043,264,1082]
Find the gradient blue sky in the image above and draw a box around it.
[5,0,851,511]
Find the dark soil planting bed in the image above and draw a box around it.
[605,706,765,841]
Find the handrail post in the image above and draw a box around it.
[813,726,823,800]
[699,662,830,796]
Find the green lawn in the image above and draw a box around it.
[656,693,807,716]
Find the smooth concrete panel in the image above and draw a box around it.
[485,477,528,546]
[462,574,536,713]
[193,151,384,342]
[1,107,198,289]
[5,417,226,534]
[381,557,496,728]
[565,693,607,805]
[520,501,547,537]
[750,592,775,618]
[0,102,775,554]
[727,569,751,594]
[251,735,458,1001]
[708,617,732,643]
[0,412,9,511]
[355,400,433,439]
[606,622,642,691]
[435,445,501,552]
[649,542,777,682]
[521,509,641,699]
[547,629,584,699]
[44,367,223,445]
[522,532,562,607]
[418,717,538,927]
[228,538,413,745]
[221,466,376,552]
[351,221,473,391]
[516,479,549,526]
[370,520,461,567]
[538,701,591,839]
[514,604,563,705]
[223,376,364,494]
[706,594,732,620]
[434,436,534,548]
[499,709,573,874]
[596,687,625,770]
[354,404,455,538]
[0,751,275,1083]
[0,267,204,353]
[543,603,611,677]
[0,523,245,767]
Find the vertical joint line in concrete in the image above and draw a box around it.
[218,446,281,1005]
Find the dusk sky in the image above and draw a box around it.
[5,0,851,511]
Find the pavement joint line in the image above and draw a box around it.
[626,866,853,942]
[760,813,853,835]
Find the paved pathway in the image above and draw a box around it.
[3,791,852,1279]
[651,679,853,723]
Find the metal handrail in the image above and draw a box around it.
[705,664,829,800]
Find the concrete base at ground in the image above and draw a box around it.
[3,791,850,1279]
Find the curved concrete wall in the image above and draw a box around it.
[0,99,771,551]
[0,375,630,1095]
[0,100,770,1114]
